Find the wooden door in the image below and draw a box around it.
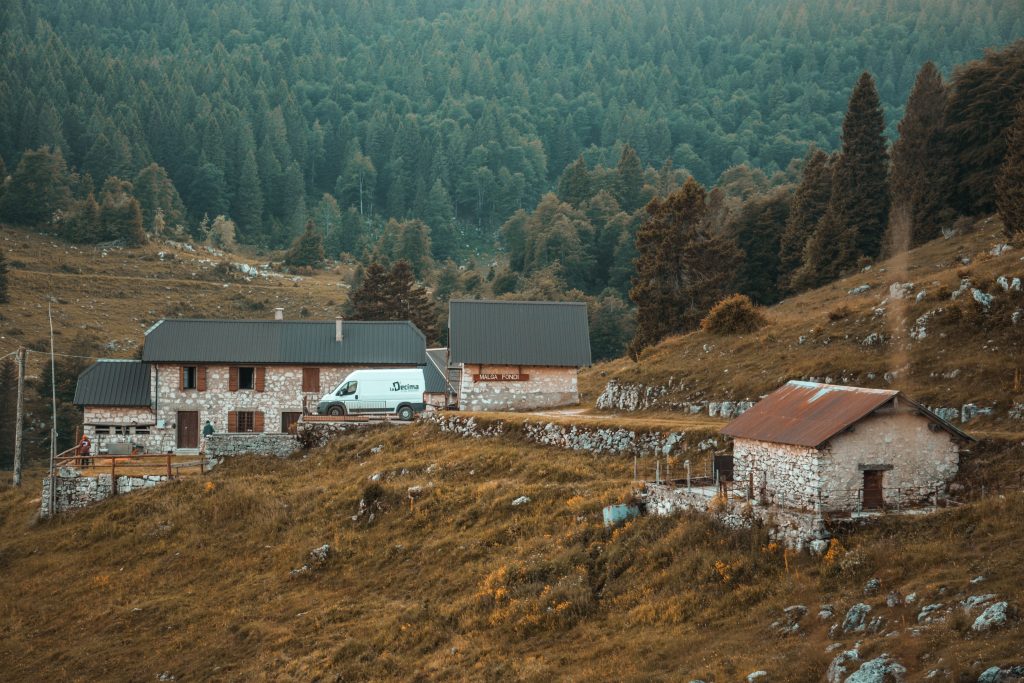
[862,470,884,510]
[177,411,199,449]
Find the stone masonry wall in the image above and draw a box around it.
[83,406,160,452]
[458,365,578,411]
[150,364,364,451]
[40,470,170,518]
[823,409,960,510]
[205,432,299,458]
[733,438,823,510]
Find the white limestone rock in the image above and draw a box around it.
[972,601,1010,632]
[845,654,907,683]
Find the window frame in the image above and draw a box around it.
[238,366,256,390]
[236,411,255,432]
[182,366,198,390]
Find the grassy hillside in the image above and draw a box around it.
[0,226,354,366]
[582,218,1024,428]
[1,425,1021,681]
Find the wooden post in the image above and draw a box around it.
[13,347,25,487]
[167,453,172,479]
[111,457,117,495]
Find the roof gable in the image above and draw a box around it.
[721,381,971,448]
[141,319,426,365]
[448,300,592,367]
[74,360,152,407]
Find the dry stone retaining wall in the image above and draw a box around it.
[41,470,170,518]
[205,432,298,458]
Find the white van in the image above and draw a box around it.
[316,368,425,420]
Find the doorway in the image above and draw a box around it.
[177,411,199,449]
[862,470,884,510]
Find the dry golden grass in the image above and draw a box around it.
[0,225,354,373]
[581,217,1024,431]
[1,425,1022,681]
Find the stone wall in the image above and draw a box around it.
[205,432,298,458]
[824,409,960,510]
[457,365,578,411]
[733,438,823,510]
[83,406,161,453]
[596,380,755,417]
[40,470,170,518]
[428,413,715,457]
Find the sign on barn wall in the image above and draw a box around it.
[473,373,530,382]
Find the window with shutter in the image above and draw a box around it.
[253,411,265,432]
[182,366,197,390]
[254,367,266,392]
[229,367,239,391]
[227,411,238,432]
[197,366,207,392]
[233,411,255,432]
[302,367,320,392]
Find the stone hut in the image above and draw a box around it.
[721,381,973,512]
[447,300,592,411]
[75,315,427,454]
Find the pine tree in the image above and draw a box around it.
[349,261,393,319]
[99,177,146,246]
[615,144,645,212]
[64,192,102,243]
[0,249,9,303]
[233,149,263,240]
[394,219,433,278]
[833,72,889,261]
[133,163,186,233]
[889,62,954,248]
[284,220,325,267]
[628,177,740,358]
[777,147,832,294]
[387,260,438,342]
[732,188,791,305]
[557,155,594,207]
[996,98,1024,236]
[0,147,71,225]
[420,179,456,260]
[791,209,852,290]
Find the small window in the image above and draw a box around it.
[236,411,255,432]
[183,366,197,390]
[238,367,255,390]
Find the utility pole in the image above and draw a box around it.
[13,346,25,487]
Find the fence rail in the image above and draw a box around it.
[54,453,207,489]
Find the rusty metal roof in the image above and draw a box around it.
[721,381,971,448]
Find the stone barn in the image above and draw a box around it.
[721,381,973,513]
[447,299,592,411]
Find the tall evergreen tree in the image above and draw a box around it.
[284,220,325,267]
[731,188,791,305]
[387,260,438,343]
[133,163,186,233]
[557,155,594,207]
[420,179,456,260]
[348,261,392,320]
[889,62,954,248]
[0,147,71,225]
[99,177,146,245]
[233,149,263,240]
[615,144,645,213]
[777,147,832,294]
[996,98,1024,236]
[64,192,102,243]
[628,178,740,358]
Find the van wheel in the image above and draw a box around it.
[328,405,345,417]
[397,405,414,421]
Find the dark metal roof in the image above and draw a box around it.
[74,360,152,407]
[141,319,426,365]
[721,381,972,448]
[424,348,450,394]
[448,300,592,367]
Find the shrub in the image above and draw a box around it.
[700,294,767,335]
[828,304,852,321]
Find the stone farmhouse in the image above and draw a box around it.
[720,381,973,513]
[74,316,427,454]
[446,299,592,411]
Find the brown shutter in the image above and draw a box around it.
[229,366,239,392]
[179,366,185,391]
[253,411,264,433]
[303,367,320,392]
[197,366,207,392]
[227,411,238,433]
[255,367,266,392]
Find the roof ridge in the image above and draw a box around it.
[449,299,587,307]
[153,318,414,324]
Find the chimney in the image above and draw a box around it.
[335,316,344,342]
[274,307,284,321]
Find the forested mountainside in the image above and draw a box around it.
[0,0,1019,250]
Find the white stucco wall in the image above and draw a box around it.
[732,406,962,512]
[457,364,579,411]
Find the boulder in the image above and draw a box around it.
[846,655,906,683]
[511,495,531,507]
[843,603,872,633]
[827,649,860,683]
[917,603,944,623]
[848,284,872,295]
[972,601,1010,632]
[978,665,1024,683]
[864,578,881,596]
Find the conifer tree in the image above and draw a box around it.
[64,192,102,243]
[829,72,890,262]
[777,147,832,294]
[628,177,740,358]
[732,188,790,305]
[284,220,325,267]
[134,163,186,232]
[420,179,456,260]
[615,144,645,212]
[233,149,263,240]
[99,177,146,246]
[0,147,71,225]
[557,155,594,207]
[387,260,438,342]
[0,249,9,304]
[349,262,392,320]
[393,219,433,278]
[996,99,1024,236]
[889,62,953,248]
